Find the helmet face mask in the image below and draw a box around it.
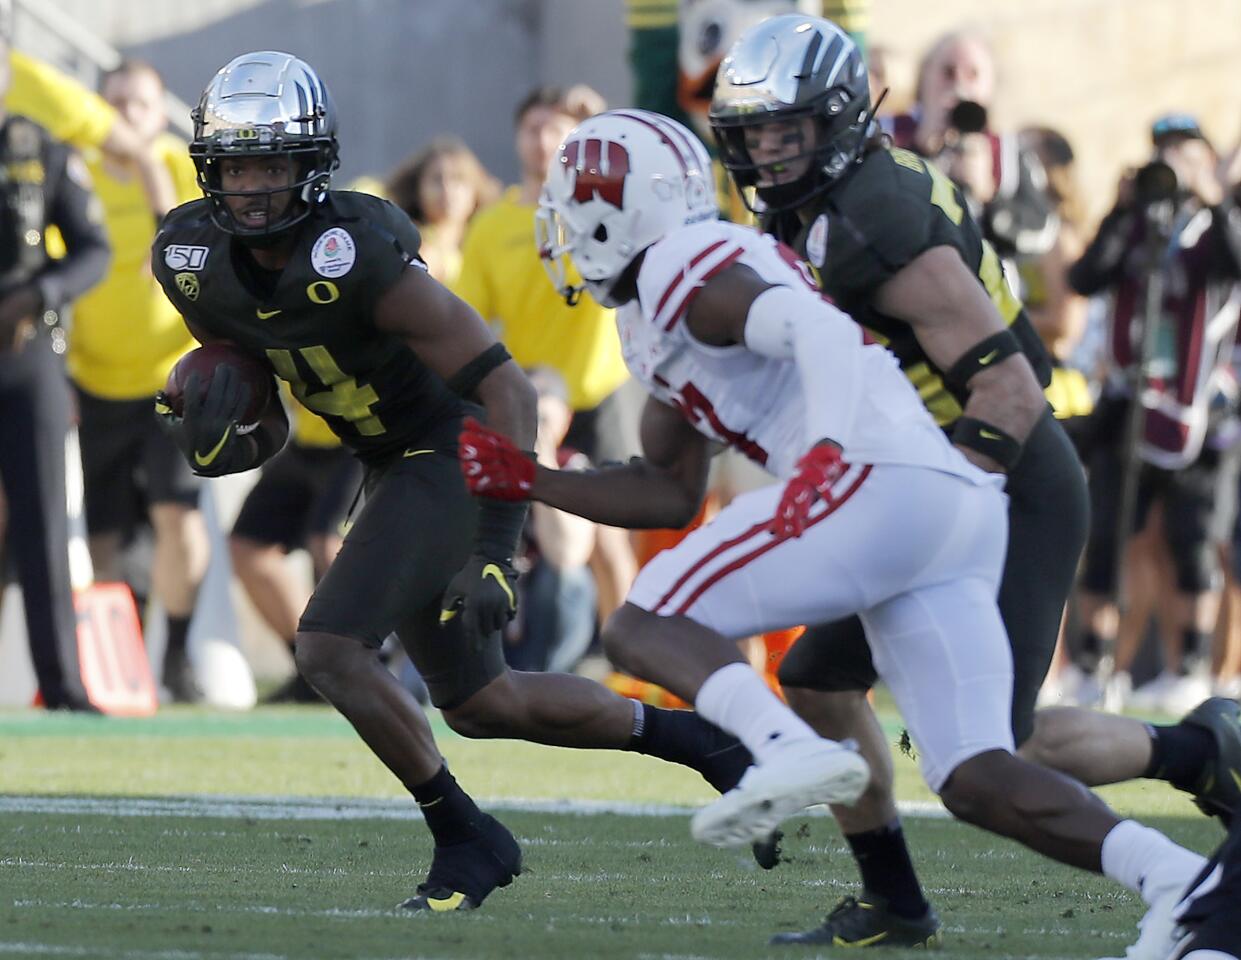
[537,110,719,308]
[190,51,339,242]
[534,196,624,307]
[708,15,871,213]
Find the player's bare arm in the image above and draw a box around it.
[373,264,536,449]
[873,245,1048,471]
[531,395,713,530]
[375,264,536,640]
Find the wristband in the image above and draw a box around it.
[951,416,1023,471]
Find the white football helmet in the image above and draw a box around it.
[537,109,719,307]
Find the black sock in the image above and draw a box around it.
[1181,629,1211,675]
[1077,630,1109,674]
[628,702,752,793]
[846,820,929,920]
[166,615,192,656]
[411,765,483,847]
[1143,722,1215,790]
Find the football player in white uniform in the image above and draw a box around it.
[458,109,1206,957]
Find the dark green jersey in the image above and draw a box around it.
[153,191,466,464]
[764,146,1051,427]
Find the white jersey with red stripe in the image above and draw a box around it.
[618,219,983,481]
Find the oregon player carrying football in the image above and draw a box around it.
[151,51,752,913]
[709,14,1240,950]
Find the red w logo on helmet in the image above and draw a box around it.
[561,139,630,208]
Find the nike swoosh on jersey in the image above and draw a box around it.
[403,448,433,458]
[256,308,282,319]
[194,428,232,467]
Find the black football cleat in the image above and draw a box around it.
[1181,697,1241,825]
[398,813,522,912]
[770,892,941,948]
[752,829,784,870]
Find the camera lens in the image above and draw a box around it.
[1134,160,1179,205]
[948,100,988,135]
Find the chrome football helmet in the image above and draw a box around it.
[537,109,719,307]
[708,15,871,212]
[190,51,339,239]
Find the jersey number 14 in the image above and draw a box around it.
[265,345,384,436]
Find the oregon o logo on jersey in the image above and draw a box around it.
[175,271,200,301]
[306,280,340,304]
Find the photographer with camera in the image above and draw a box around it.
[1068,114,1241,712]
[883,30,1058,266]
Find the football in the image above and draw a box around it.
[161,342,276,426]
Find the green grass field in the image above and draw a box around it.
[0,703,1224,960]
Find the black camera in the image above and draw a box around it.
[947,100,989,135]
[1133,160,1180,206]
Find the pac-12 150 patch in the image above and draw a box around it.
[806,214,829,268]
[311,227,356,278]
[164,244,209,270]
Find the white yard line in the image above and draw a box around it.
[0,793,950,822]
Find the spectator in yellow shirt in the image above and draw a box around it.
[453,85,634,462]
[5,47,175,217]
[67,61,206,702]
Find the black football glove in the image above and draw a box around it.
[155,367,254,477]
[440,553,519,644]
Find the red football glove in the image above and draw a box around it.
[458,416,536,501]
[772,441,846,539]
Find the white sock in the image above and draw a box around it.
[1101,819,1206,905]
[695,662,821,762]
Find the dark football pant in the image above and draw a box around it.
[298,423,506,710]
[0,338,88,707]
[1172,820,1241,959]
[778,408,1089,746]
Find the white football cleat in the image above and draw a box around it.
[1096,878,1188,960]
[690,739,870,848]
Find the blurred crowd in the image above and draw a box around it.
[3,0,1241,716]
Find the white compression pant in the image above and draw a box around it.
[627,462,1015,792]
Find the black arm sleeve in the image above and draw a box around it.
[1067,206,1135,297]
[36,143,110,312]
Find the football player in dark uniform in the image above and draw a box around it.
[152,51,749,913]
[1171,813,1241,960]
[709,14,1241,948]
